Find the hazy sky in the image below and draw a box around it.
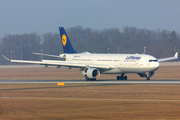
[0,0,180,38]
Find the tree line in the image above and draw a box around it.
[0,26,179,65]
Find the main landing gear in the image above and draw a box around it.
[117,74,127,80]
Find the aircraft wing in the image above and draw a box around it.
[158,52,178,62]
[2,55,111,69]
[32,52,64,58]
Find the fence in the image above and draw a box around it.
[160,62,180,66]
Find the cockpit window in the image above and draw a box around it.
[149,59,158,62]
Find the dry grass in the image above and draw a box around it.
[0,66,180,119]
[1,84,180,120]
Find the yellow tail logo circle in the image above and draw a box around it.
[62,34,67,46]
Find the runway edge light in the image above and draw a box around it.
[57,83,65,86]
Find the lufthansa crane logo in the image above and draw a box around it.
[62,34,67,46]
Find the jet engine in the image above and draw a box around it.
[138,71,155,80]
[82,68,100,81]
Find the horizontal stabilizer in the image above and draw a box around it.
[2,55,10,61]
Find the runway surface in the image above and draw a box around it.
[1,96,180,102]
[1,79,180,84]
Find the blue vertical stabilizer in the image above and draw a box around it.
[59,27,77,53]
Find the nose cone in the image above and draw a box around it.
[156,62,160,69]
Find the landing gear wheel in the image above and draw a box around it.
[124,76,127,80]
[85,77,89,81]
[117,76,120,80]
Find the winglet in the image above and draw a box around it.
[158,52,178,62]
[174,52,178,58]
[2,55,10,61]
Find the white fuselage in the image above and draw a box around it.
[62,53,160,74]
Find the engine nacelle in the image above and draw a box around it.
[82,68,100,79]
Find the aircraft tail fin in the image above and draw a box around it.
[59,27,77,53]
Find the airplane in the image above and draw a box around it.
[2,27,178,81]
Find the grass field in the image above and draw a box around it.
[0,66,180,120]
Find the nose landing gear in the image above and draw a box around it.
[146,76,150,80]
